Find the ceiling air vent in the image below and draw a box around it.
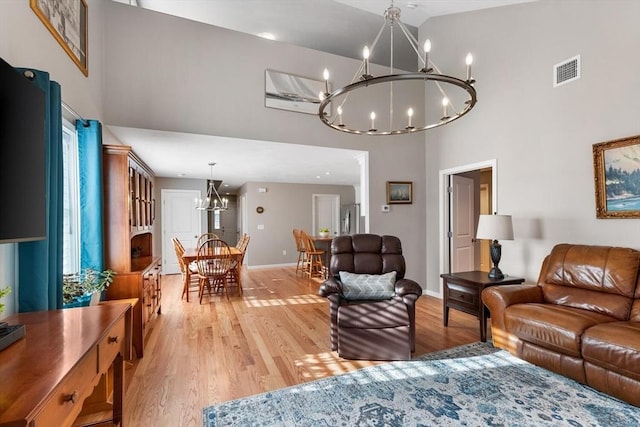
[553,55,581,87]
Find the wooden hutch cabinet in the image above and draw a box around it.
[103,144,161,358]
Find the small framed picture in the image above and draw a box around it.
[31,0,88,76]
[387,181,413,204]
[593,135,640,219]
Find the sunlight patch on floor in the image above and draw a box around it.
[295,351,376,380]
[242,294,325,307]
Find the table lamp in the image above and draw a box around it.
[476,214,514,280]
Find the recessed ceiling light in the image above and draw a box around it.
[325,171,331,175]
[406,2,418,9]
[177,173,185,177]
[223,184,229,187]
[257,32,276,40]
[316,175,321,179]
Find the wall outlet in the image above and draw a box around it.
[257,224,265,230]
[282,249,286,256]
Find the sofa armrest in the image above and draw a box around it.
[395,278,423,297]
[482,283,542,311]
[318,278,343,298]
[482,283,542,351]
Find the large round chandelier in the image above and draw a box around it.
[318,2,477,136]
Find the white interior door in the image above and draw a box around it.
[451,175,475,272]
[312,194,340,236]
[161,189,201,274]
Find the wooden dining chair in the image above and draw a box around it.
[196,238,234,302]
[228,234,249,293]
[196,233,221,248]
[300,230,325,279]
[235,233,248,249]
[293,229,307,275]
[173,237,199,301]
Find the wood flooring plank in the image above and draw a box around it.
[123,266,483,425]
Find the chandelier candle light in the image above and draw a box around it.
[318,1,477,135]
[195,162,229,211]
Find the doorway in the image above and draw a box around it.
[208,195,237,245]
[312,194,340,237]
[439,160,497,282]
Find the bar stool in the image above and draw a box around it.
[300,230,325,278]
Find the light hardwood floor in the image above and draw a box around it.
[123,267,483,426]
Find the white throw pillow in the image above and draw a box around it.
[339,271,397,300]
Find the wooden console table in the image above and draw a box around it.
[0,302,133,427]
[441,271,525,342]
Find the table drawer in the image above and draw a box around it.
[447,283,479,310]
[32,347,98,427]
[98,317,126,374]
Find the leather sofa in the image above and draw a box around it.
[482,243,640,406]
[318,234,422,361]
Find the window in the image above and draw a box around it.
[214,210,221,230]
[62,119,80,275]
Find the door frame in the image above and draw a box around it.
[239,193,248,264]
[438,159,497,293]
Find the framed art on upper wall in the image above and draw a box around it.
[30,0,88,76]
[593,134,640,219]
[265,69,326,115]
[387,181,413,204]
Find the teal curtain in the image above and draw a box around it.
[17,69,63,312]
[77,120,104,273]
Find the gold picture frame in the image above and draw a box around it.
[31,0,88,76]
[387,181,413,204]
[593,134,640,219]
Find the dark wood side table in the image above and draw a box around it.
[441,270,525,342]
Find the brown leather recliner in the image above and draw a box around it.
[318,234,422,361]
[483,243,640,407]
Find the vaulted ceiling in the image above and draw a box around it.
[109,0,535,191]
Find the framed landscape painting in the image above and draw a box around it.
[593,135,640,219]
[387,181,413,204]
[31,0,88,76]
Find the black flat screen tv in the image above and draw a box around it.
[0,57,46,243]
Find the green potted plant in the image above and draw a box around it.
[319,227,330,238]
[0,286,10,314]
[63,268,116,307]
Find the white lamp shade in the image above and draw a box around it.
[476,214,514,240]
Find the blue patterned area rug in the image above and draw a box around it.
[202,342,640,426]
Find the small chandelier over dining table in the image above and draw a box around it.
[318,1,477,136]
[195,162,228,211]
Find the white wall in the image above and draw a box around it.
[102,2,427,283]
[422,0,640,294]
[240,182,355,267]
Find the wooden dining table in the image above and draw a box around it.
[181,246,244,301]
